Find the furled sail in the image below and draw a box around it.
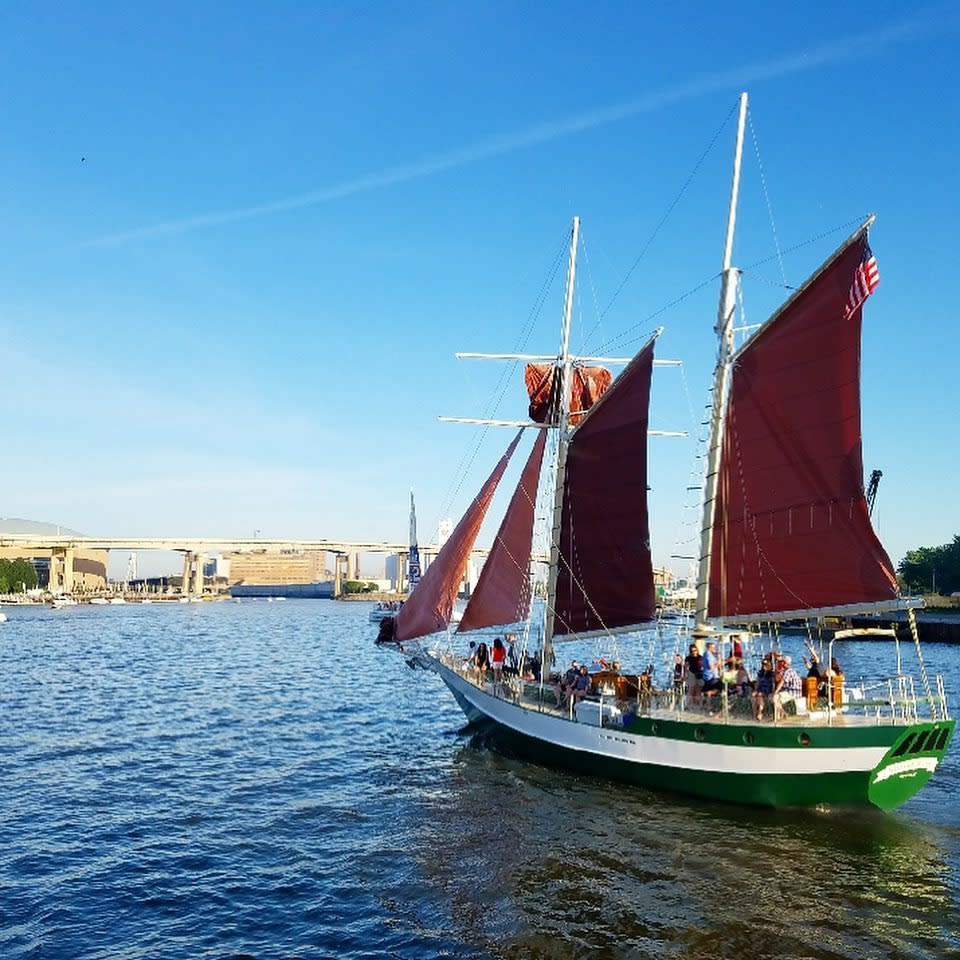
[394,431,523,642]
[525,363,612,425]
[552,340,656,636]
[708,230,897,620]
[457,430,547,632]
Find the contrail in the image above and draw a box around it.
[86,11,949,248]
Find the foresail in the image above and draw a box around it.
[394,431,523,642]
[552,340,657,636]
[457,430,546,632]
[708,229,898,621]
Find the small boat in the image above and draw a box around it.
[50,596,78,609]
[395,92,953,811]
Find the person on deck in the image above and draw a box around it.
[684,643,702,703]
[569,665,592,710]
[773,655,803,720]
[753,655,775,720]
[555,660,579,707]
[491,637,507,684]
[701,642,722,701]
[474,641,490,680]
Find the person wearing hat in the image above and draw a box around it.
[773,654,803,720]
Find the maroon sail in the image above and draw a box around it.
[394,431,523,641]
[708,231,898,620]
[457,430,546,632]
[525,364,612,425]
[552,341,656,636]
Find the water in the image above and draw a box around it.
[1,601,958,959]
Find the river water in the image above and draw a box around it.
[1,600,958,959]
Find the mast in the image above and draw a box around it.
[408,489,421,592]
[694,92,748,635]
[542,216,580,669]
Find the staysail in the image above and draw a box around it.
[394,431,523,642]
[456,430,547,632]
[551,340,657,636]
[707,229,898,620]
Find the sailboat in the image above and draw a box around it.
[394,93,954,810]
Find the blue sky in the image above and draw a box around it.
[1,2,957,578]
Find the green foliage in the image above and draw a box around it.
[342,580,366,594]
[365,582,379,593]
[898,535,960,595]
[0,557,39,593]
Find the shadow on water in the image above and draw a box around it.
[389,721,960,960]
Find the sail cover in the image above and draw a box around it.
[708,231,898,619]
[552,341,656,636]
[394,431,523,642]
[457,430,546,632]
[525,364,612,425]
[408,491,421,591]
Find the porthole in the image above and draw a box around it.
[695,727,706,742]
[798,733,811,746]
[650,721,659,735]
[743,731,755,745]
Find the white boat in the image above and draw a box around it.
[51,595,78,609]
[395,92,954,811]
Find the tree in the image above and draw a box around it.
[898,535,960,595]
[0,557,39,593]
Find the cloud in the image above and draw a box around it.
[86,10,950,248]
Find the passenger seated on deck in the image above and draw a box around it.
[700,642,722,700]
[733,659,752,698]
[753,656,775,720]
[555,661,579,706]
[773,655,803,720]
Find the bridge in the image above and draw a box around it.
[0,534,426,597]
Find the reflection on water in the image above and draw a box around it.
[405,717,960,960]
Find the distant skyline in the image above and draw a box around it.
[1,2,958,579]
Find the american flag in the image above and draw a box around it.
[845,243,880,317]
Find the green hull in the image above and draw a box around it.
[455,695,954,809]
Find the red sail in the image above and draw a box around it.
[708,232,898,619]
[457,430,547,632]
[553,341,656,636]
[395,431,523,642]
[525,364,612,425]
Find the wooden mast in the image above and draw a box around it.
[694,92,748,636]
[542,216,580,670]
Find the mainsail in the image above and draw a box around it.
[551,340,657,636]
[394,431,523,642]
[457,430,547,632]
[707,229,898,620]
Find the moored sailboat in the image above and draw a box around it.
[395,93,954,810]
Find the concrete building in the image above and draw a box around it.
[0,518,107,593]
[223,548,331,587]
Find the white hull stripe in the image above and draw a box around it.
[439,665,886,777]
[872,756,939,783]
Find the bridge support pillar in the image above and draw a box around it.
[63,547,75,594]
[193,553,205,597]
[182,553,193,596]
